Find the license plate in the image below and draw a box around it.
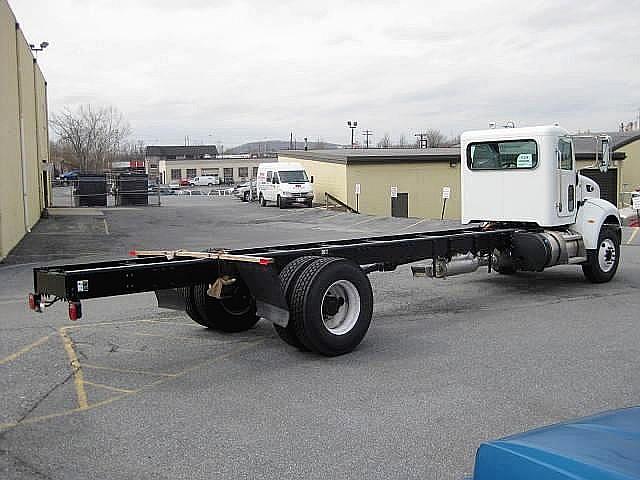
[295,198,305,202]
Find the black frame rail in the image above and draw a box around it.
[33,226,515,302]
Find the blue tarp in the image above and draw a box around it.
[471,406,640,480]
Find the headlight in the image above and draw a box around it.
[306,192,314,197]
[281,192,291,197]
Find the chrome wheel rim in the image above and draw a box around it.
[598,238,616,273]
[321,280,360,335]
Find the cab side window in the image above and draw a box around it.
[559,139,573,170]
[266,171,272,182]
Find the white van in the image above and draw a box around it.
[190,175,219,186]
[257,162,314,208]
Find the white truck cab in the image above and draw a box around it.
[461,125,621,282]
[257,162,314,208]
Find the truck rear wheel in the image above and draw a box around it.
[582,225,620,283]
[192,281,260,332]
[273,256,320,349]
[177,286,203,323]
[289,257,373,356]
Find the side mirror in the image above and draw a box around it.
[600,136,611,172]
[272,177,277,184]
[310,176,314,183]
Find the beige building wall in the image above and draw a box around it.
[158,159,260,183]
[346,163,461,219]
[278,155,347,204]
[617,140,640,202]
[17,29,42,228]
[0,0,49,260]
[34,62,50,208]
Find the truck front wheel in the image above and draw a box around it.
[289,257,373,356]
[191,281,260,332]
[582,225,620,283]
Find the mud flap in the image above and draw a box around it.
[235,263,289,327]
[155,288,186,311]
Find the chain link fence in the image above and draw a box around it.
[52,172,161,207]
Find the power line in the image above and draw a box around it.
[362,130,373,148]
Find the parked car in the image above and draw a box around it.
[59,170,80,186]
[233,181,257,202]
[190,190,203,195]
[179,179,191,187]
[158,186,175,195]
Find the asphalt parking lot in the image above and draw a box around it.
[2,192,640,479]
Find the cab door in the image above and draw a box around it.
[557,137,576,219]
[265,171,274,200]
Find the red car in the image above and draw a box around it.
[179,179,191,186]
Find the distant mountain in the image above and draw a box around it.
[226,140,343,154]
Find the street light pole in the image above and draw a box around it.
[347,120,358,148]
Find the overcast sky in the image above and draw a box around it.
[10,0,640,147]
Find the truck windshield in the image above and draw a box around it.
[278,170,308,183]
[467,140,538,170]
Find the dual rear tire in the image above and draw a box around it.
[179,280,260,333]
[275,256,374,356]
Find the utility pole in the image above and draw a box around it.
[414,132,428,149]
[362,130,373,148]
[347,120,358,148]
[290,132,293,150]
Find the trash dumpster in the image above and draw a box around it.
[114,172,148,206]
[73,174,107,207]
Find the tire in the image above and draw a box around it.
[277,196,285,209]
[494,267,517,275]
[191,281,260,332]
[273,256,320,349]
[177,286,203,323]
[289,257,374,356]
[305,200,313,208]
[243,191,249,202]
[582,225,621,283]
[208,183,213,187]
[259,194,266,207]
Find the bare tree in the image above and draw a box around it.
[51,105,131,172]
[424,128,446,148]
[444,134,461,147]
[377,132,392,148]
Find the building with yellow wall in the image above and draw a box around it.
[279,149,461,219]
[0,0,50,260]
